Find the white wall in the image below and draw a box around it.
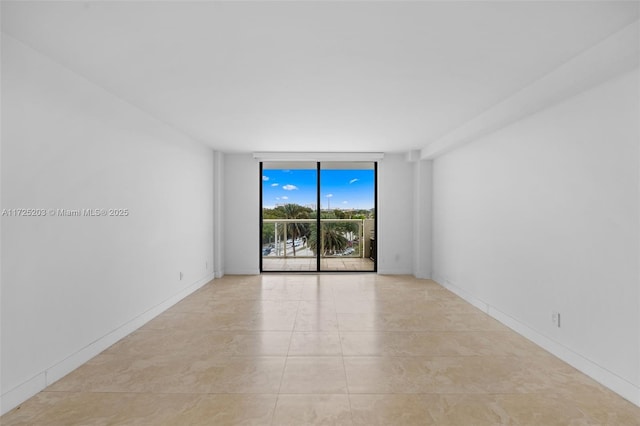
[432,69,640,405]
[378,154,415,274]
[1,36,215,414]
[220,153,420,275]
[223,154,260,274]
[413,159,432,279]
[213,151,225,278]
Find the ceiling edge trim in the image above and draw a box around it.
[252,152,385,162]
[421,19,640,160]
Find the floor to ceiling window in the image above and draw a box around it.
[261,161,376,272]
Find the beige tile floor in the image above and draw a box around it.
[3,274,640,425]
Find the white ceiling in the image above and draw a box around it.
[2,1,638,153]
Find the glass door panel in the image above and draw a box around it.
[261,162,318,272]
[319,162,376,272]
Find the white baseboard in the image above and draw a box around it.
[0,272,215,416]
[377,268,413,275]
[436,278,640,408]
[0,374,46,416]
[225,269,260,275]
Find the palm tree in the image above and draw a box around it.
[281,204,310,256]
[340,221,359,241]
[308,223,348,256]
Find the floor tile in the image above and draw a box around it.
[280,357,348,394]
[1,392,278,426]
[337,311,506,332]
[340,331,544,357]
[289,332,343,356]
[294,307,339,331]
[105,330,292,357]
[148,309,298,332]
[165,393,277,425]
[433,394,599,426]
[48,354,286,394]
[349,394,438,425]
[273,394,353,425]
[344,356,578,394]
[559,389,640,425]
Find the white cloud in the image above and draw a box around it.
[281,196,289,200]
[271,183,279,187]
[343,201,348,204]
[282,184,298,191]
[326,193,333,198]
[262,175,269,181]
[349,178,359,184]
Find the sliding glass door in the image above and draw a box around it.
[319,162,375,271]
[261,161,376,273]
[261,162,318,272]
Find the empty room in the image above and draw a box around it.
[1,1,640,424]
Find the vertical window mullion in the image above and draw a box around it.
[316,161,321,272]
[259,162,263,272]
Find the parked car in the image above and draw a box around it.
[262,247,272,256]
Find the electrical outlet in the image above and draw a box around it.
[552,311,561,328]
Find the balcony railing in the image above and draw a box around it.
[262,218,374,259]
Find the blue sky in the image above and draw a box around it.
[262,168,375,210]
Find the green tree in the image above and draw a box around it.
[340,221,360,250]
[262,207,284,245]
[308,222,348,256]
[281,204,310,256]
[262,223,275,245]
